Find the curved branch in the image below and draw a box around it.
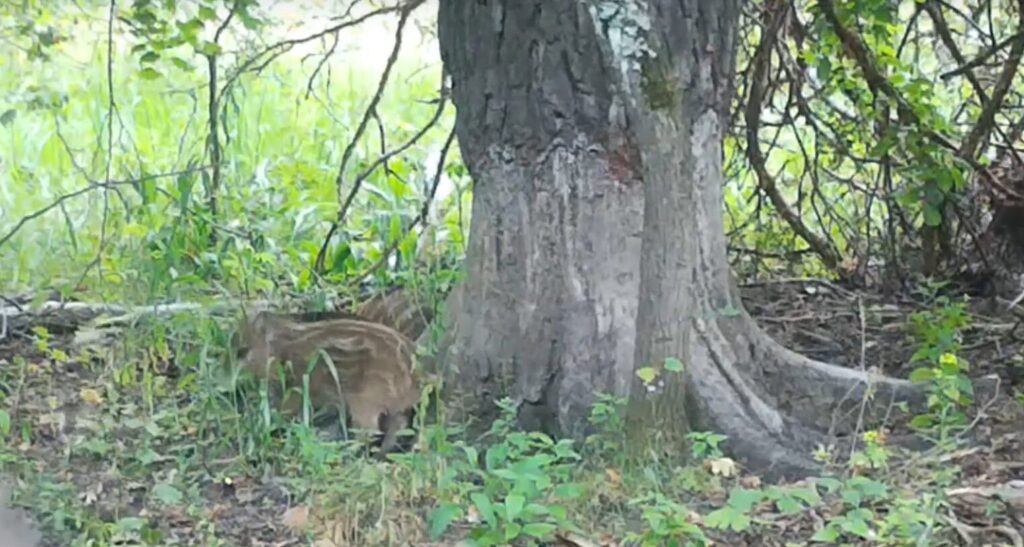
[958,0,1024,159]
[745,0,842,270]
[0,168,210,251]
[313,91,448,274]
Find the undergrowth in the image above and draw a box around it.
[0,3,1020,547]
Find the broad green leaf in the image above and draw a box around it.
[910,414,934,429]
[504,493,525,521]
[471,492,497,528]
[908,367,935,383]
[427,503,462,539]
[811,525,840,543]
[636,367,657,384]
[152,483,183,506]
[115,517,147,532]
[663,357,684,372]
[841,517,873,538]
[727,488,764,512]
[139,67,162,80]
[775,495,801,514]
[521,522,557,539]
[503,522,522,541]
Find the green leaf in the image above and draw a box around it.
[152,483,183,506]
[790,486,822,506]
[727,488,764,512]
[554,483,583,499]
[330,243,352,274]
[923,206,942,227]
[521,522,557,539]
[503,522,522,541]
[471,492,497,528]
[908,367,935,383]
[811,525,840,543]
[197,41,222,56]
[139,67,162,80]
[663,357,684,372]
[0,409,9,436]
[0,109,17,126]
[139,51,159,63]
[705,506,751,532]
[171,57,192,71]
[636,367,657,384]
[775,496,801,513]
[115,517,147,533]
[198,6,217,20]
[428,503,463,540]
[841,516,873,538]
[504,493,525,521]
[910,414,935,429]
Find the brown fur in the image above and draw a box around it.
[285,287,435,343]
[232,311,421,455]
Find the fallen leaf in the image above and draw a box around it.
[282,505,310,532]
[80,388,104,405]
[465,504,480,524]
[605,468,622,486]
[739,475,762,489]
[707,457,738,477]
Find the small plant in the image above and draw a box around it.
[626,493,707,547]
[848,429,890,472]
[584,393,626,460]
[704,487,762,532]
[906,298,974,441]
[685,431,727,461]
[428,398,584,545]
[811,476,889,543]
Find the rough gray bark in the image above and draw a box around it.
[438,0,923,478]
[437,1,644,437]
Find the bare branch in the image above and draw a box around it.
[0,168,210,251]
[745,0,842,270]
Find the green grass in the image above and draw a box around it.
[0,3,464,302]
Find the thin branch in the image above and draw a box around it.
[346,122,458,287]
[745,0,841,270]
[314,91,448,273]
[216,4,405,109]
[940,29,1024,81]
[312,1,427,274]
[0,168,211,251]
[204,2,238,231]
[331,1,420,206]
[958,0,1024,159]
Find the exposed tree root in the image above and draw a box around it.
[685,309,933,480]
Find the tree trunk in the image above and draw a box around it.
[438,0,923,479]
[436,1,645,437]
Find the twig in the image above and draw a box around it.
[958,0,1024,159]
[346,121,457,287]
[745,0,841,271]
[217,4,406,111]
[313,79,447,274]
[0,168,210,251]
[941,29,1024,80]
[311,2,423,275]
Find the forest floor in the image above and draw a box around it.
[0,280,1021,546]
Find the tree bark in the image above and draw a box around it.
[437,1,645,437]
[438,0,923,479]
